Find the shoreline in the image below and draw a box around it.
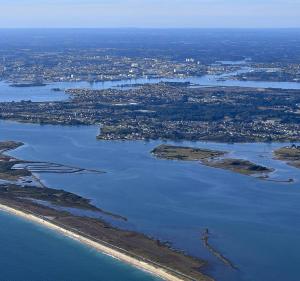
[0,203,195,281]
[0,140,211,281]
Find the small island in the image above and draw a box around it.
[152,144,273,178]
[9,82,47,88]
[274,145,300,169]
[151,145,226,161]
[203,158,272,176]
[51,88,64,92]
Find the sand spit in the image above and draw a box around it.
[0,203,195,281]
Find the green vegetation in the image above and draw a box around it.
[0,141,23,152]
[0,192,211,281]
[151,144,225,161]
[0,140,212,281]
[152,144,273,178]
[9,83,47,88]
[0,184,98,210]
[2,84,300,142]
[274,146,300,168]
[0,160,31,181]
[0,141,30,180]
[204,158,273,176]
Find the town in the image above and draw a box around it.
[0,49,210,83]
[0,83,299,142]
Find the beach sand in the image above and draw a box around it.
[0,203,190,281]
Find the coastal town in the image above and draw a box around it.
[229,62,300,82]
[1,0,300,279]
[0,83,299,143]
[2,48,300,84]
[0,27,300,281]
[0,49,210,83]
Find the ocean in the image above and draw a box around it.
[0,210,159,281]
[1,120,300,281]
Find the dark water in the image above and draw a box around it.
[1,120,300,281]
[0,210,159,281]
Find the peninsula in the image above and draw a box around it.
[1,84,300,143]
[0,141,213,281]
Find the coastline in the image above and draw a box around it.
[0,140,211,281]
[0,203,196,281]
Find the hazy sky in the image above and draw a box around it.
[0,0,299,28]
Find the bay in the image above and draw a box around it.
[1,120,300,281]
[1,68,300,102]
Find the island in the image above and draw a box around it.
[151,145,226,161]
[9,82,48,88]
[51,88,64,92]
[152,144,273,178]
[0,141,212,281]
[274,145,300,169]
[203,158,272,176]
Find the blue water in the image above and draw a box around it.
[0,81,68,102]
[0,210,160,281]
[1,120,300,281]
[1,68,300,102]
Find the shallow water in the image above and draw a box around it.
[1,120,300,281]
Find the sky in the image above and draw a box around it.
[0,0,299,28]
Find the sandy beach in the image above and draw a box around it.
[0,203,191,281]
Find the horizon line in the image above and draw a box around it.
[1,27,300,30]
